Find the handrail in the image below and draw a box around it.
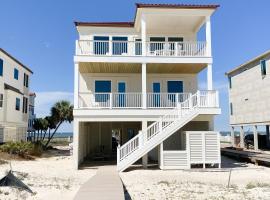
[76,40,206,57]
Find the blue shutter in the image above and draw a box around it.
[230,103,233,115]
[228,77,232,89]
[14,68,19,80]
[261,60,267,76]
[0,59,3,76]
[16,98,20,111]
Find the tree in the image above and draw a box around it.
[33,118,42,141]
[44,100,73,148]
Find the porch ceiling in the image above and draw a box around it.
[79,62,206,74]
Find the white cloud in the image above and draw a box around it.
[35,91,73,118]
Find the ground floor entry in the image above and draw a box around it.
[77,122,141,163]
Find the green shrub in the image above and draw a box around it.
[0,142,43,157]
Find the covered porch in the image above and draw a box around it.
[75,62,215,109]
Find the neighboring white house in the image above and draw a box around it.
[27,92,36,133]
[0,48,33,143]
[226,50,270,150]
[73,3,221,171]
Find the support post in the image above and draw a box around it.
[142,63,147,109]
[266,125,270,149]
[109,93,112,109]
[142,120,148,168]
[207,64,213,90]
[74,62,79,109]
[141,14,146,56]
[205,16,212,57]
[231,126,235,147]
[240,126,245,148]
[160,142,164,169]
[254,125,258,151]
[73,119,79,169]
[117,145,120,166]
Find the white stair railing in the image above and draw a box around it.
[117,90,218,169]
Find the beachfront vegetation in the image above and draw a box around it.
[0,141,43,158]
[32,100,73,148]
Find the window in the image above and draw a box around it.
[112,37,128,55]
[24,73,29,87]
[0,59,3,76]
[95,80,111,102]
[14,68,19,80]
[230,103,233,115]
[15,98,20,111]
[0,94,3,107]
[261,59,267,76]
[150,37,165,53]
[94,36,109,55]
[167,81,183,93]
[168,37,184,54]
[228,77,232,89]
[22,97,28,113]
[135,39,142,55]
[167,81,183,103]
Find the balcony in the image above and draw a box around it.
[76,40,207,57]
[78,91,218,109]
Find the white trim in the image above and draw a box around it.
[74,55,213,64]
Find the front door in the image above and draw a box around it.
[153,82,161,107]
[118,82,126,107]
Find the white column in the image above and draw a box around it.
[74,62,79,108]
[142,63,147,109]
[142,120,148,168]
[240,126,245,148]
[141,14,146,56]
[231,126,235,147]
[205,16,212,57]
[160,142,164,169]
[73,119,79,169]
[254,125,258,151]
[207,64,213,90]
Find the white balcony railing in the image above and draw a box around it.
[76,40,207,57]
[78,91,218,109]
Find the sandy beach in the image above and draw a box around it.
[120,156,270,200]
[0,146,97,200]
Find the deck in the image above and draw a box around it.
[221,148,270,165]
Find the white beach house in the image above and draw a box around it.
[0,48,33,143]
[73,3,221,171]
[226,50,270,150]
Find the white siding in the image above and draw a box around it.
[229,54,270,125]
[0,50,32,142]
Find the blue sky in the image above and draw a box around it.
[0,0,269,132]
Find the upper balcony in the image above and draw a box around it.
[76,40,207,58]
[74,4,218,64]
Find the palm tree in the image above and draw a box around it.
[44,100,73,148]
[33,118,42,141]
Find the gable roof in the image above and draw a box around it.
[226,50,270,76]
[74,3,219,28]
[0,48,33,74]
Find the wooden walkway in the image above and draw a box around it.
[74,166,125,200]
[221,148,270,165]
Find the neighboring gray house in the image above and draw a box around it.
[226,50,270,150]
